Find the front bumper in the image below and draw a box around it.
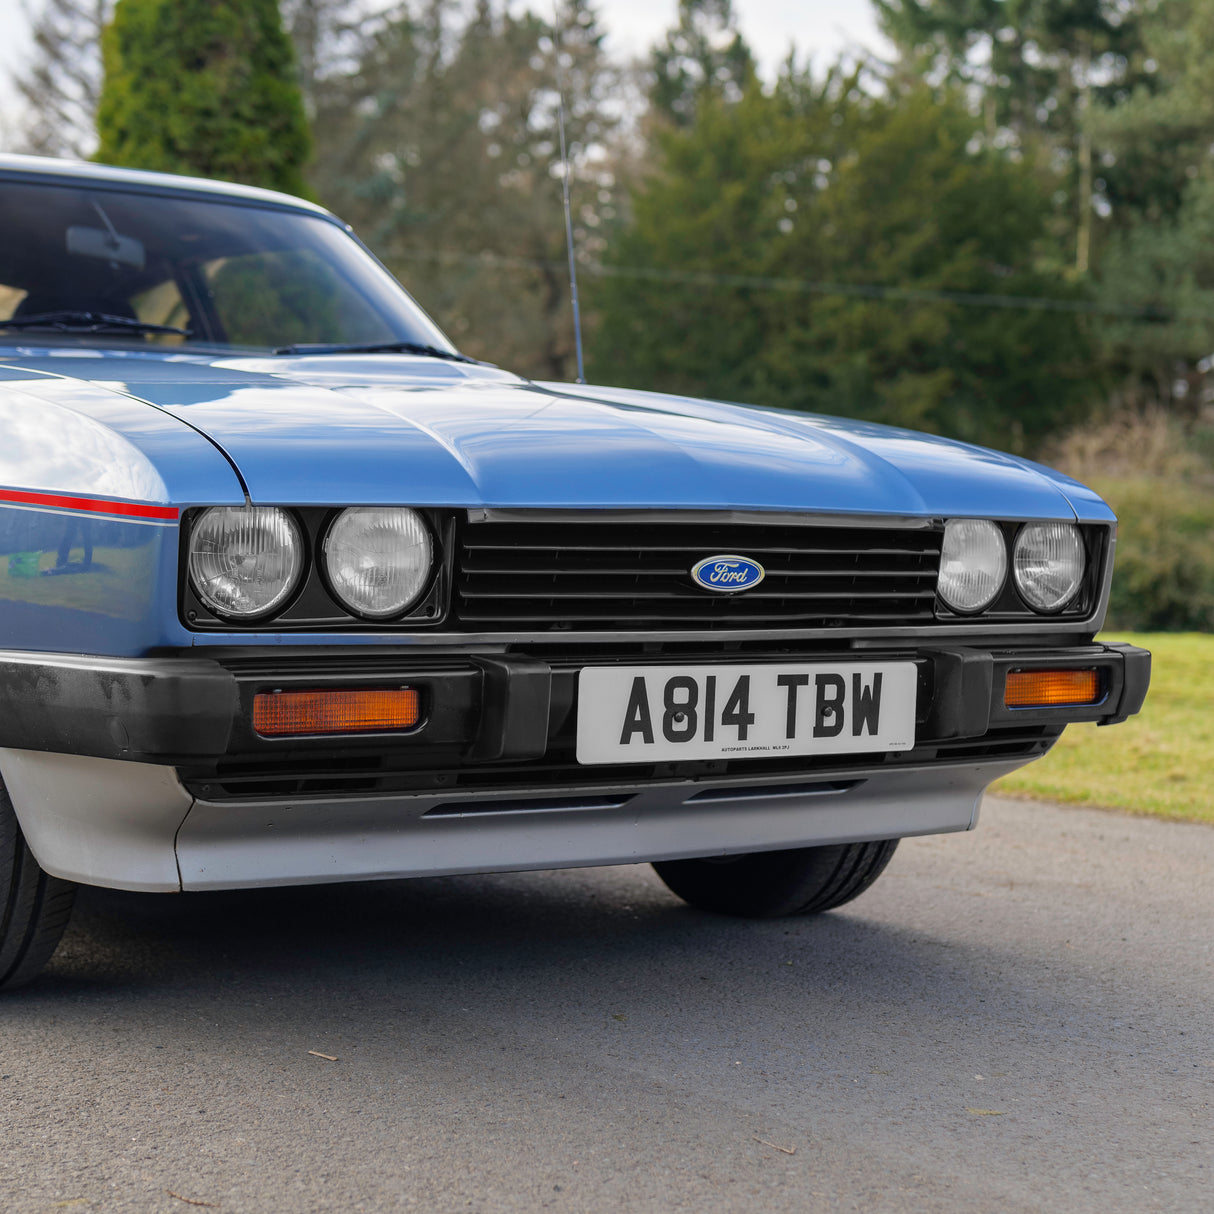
[0,641,1151,766]
[0,642,1150,892]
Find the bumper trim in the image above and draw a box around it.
[0,650,237,761]
[0,642,1150,768]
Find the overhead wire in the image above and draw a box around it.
[390,247,1207,323]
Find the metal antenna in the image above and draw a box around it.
[554,14,586,384]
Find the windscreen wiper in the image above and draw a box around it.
[272,339,481,363]
[0,311,190,336]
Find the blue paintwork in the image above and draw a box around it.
[691,556,766,594]
[0,343,1115,654]
[0,157,1119,656]
[0,506,171,654]
[0,364,245,505]
[0,350,1090,520]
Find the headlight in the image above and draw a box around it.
[323,507,433,619]
[938,519,1007,613]
[1013,523,1085,612]
[188,506,304,620]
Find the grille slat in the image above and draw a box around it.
[461,542,938,557]
[459,565,935,580]
[458,587,938,602]
[454,516,943,632]
[457,612,931,624]
[182,724,1059,802]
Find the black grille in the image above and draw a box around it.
[454,516,943,630]
[180,725,1060,802]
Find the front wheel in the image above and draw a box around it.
[652,839,899,918]
[0,774,76,990]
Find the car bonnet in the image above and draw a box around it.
[0,351,1092,520]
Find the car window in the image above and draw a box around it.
[203,248,395,348]
[0,179,452,353]
[128,278,190,343]
[0,283,27,318]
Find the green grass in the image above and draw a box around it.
[994,632,1214,822]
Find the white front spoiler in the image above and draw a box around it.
[0,747,1028,893]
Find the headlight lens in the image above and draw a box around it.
[1013,523,1085,612]
[188,506,304,620]
[938,519,1007,613]
[323,507,433,619]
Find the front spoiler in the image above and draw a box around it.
[0,746,1021,892]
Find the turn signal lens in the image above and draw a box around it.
[1004,669,1101,709]
[253,688,421,737]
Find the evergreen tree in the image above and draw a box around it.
[649,0,755,127]
[95,0,312,195]
[874,1,1149,271]
[588,73,1096,450]
[1090,0,1214,409]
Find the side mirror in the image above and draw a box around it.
[66,225,145,270]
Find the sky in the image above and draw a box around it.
[588,0,889,75]
[0,0,890,119]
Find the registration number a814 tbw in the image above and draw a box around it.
[575,662,917,764]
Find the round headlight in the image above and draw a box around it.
[1013,523,1085,612]
[938,519,1007,614]
[323,507,433,619]
[188,506,304,620]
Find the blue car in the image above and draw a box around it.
[0,155,1149,987]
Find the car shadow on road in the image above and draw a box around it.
[23,860,1086,1040]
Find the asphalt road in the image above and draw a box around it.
[1,795,1210,1214]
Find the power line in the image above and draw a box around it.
[392,246,1207,322]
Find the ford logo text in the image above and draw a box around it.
[691,555,766,594]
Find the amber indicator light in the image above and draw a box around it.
[1004,668,1101,709]
[253,688,421,737]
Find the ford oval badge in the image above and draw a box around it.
[691,555,766,594]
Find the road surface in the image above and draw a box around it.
[1,795,1210,1213]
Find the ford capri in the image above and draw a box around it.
[0,155,1149,988]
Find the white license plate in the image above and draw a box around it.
[575,662,917,764]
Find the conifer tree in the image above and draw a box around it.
[650,0,755,127]
[874,0,1148,272]
[95,0,312,196]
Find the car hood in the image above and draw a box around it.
[0,350,1109,521]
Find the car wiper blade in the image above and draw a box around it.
[271,340,480,363]
[0,311,190,336]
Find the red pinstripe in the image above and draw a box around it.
[0,487,178,521]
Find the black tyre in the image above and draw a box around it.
[0,773,76,990]
[652,839,899,918]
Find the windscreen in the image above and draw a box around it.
[0,179,452,353]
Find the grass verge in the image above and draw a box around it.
[993,632,1213,822]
